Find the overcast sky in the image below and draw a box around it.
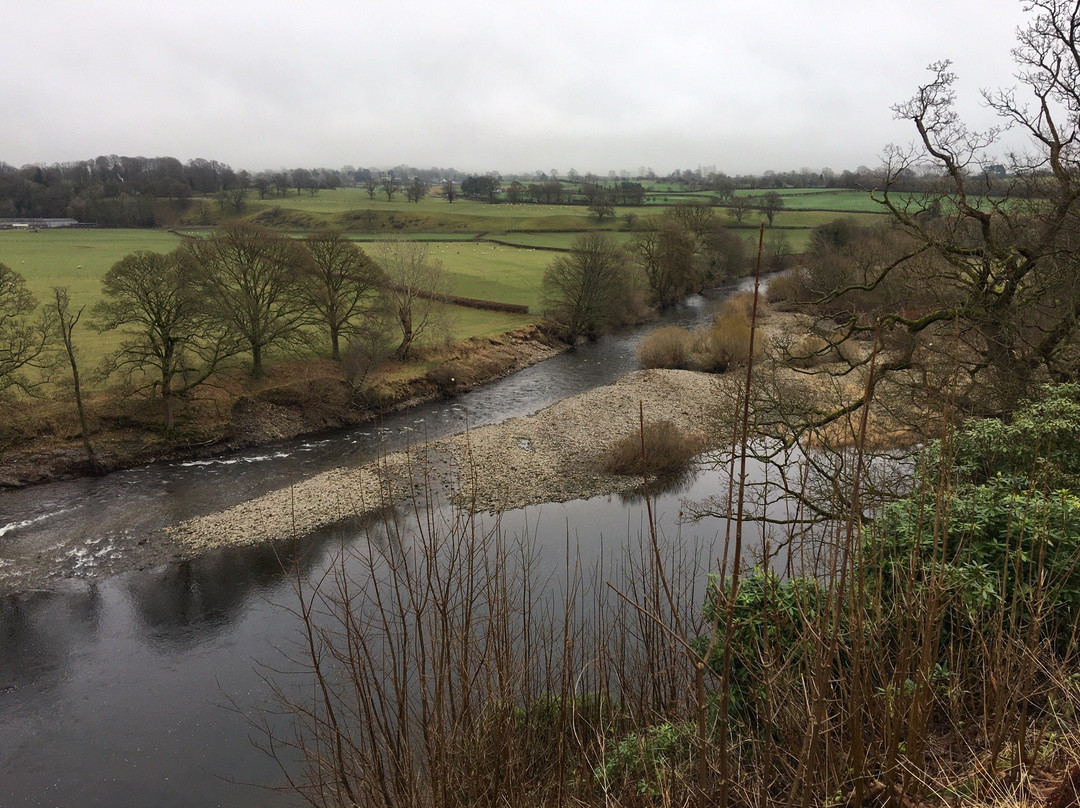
[3,0,1031,176]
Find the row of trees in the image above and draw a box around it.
[541,204,751,342]
[0,225,449,432]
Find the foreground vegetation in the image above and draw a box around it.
[259,382,1080,807]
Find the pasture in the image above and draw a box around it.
[0,230,188,371]
[230,192,612,233]
[0,228,549,373]
[2,188,881,374]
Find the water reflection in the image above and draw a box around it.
[1,454,791,807]
[0,584,103,691]
[616,467,700,504]
[124,538,315,646]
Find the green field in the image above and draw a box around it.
[0,228,551,371]
[428,242,549,311]
[238,193,610,232]
[763,189,885,212]
[0,230,188,371]
[0,229,185,300]
[2,188,882,373]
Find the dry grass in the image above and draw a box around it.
[693,294,766,372]
[601,420,706,477]
[637,326,694,369]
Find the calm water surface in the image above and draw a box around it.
[1,280,772,807]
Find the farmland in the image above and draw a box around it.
[0,188,883,371]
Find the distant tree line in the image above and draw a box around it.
[0,156,245,226]
[1,153,1041,229]
[0,157,472,225]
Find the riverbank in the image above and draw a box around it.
[0,364,733,596]
[0,306,908,596]
[0,324,566,489]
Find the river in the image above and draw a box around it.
[1,278,764,807]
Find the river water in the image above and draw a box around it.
[1,279,766,807]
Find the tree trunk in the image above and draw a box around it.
[397,308,413,359]
[251,343,264,377]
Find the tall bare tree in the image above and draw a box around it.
[796,1,1080,416]
[188,222,309,377]
[93,249,237,430]
[373,241,449,360]
[382,174,399,202]
[51,287,95,464]
[301,230,385,360]
[759,191,785,225]
[542,232,641,343]
[363,176,379,200]
[632,220,698,308]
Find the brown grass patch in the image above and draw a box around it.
[602,420,706,477]
[637,326,694,369]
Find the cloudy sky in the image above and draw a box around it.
[3,0,1030,176]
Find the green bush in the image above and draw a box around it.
[594,721,697,801]
[873,476,1080,649]
[946,383,1080,489]
[873,385,1080,648]
[697,569,830,721]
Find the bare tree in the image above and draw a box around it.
[93,249,237,430]
[301,230,385,361]
[782,2,1080,418]
[382,174,399,202]
[727,194,754,224]
[216,186,247,213]
[363,176,379,200]
[51,287,95,464]
[542,232,642,343]
[373,241,450,360]
[759,191,785,225]
[632,220,698,308]
[188,222,310,377]
[405,176,430,203]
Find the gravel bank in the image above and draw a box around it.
[169,368,736,551]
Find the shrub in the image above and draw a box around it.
[874,385,1080,649]
[716,290,766,322]
[342,333,391,393]
[595,721,697,800]
[602,421,705,477]
[687,291,768,372]
[785,333,834,368]
[697,569,830,721]
[946,383,1080,489]
[765,268,814,307]
[637,326,694,369]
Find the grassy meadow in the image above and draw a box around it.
[1,187,880,374]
